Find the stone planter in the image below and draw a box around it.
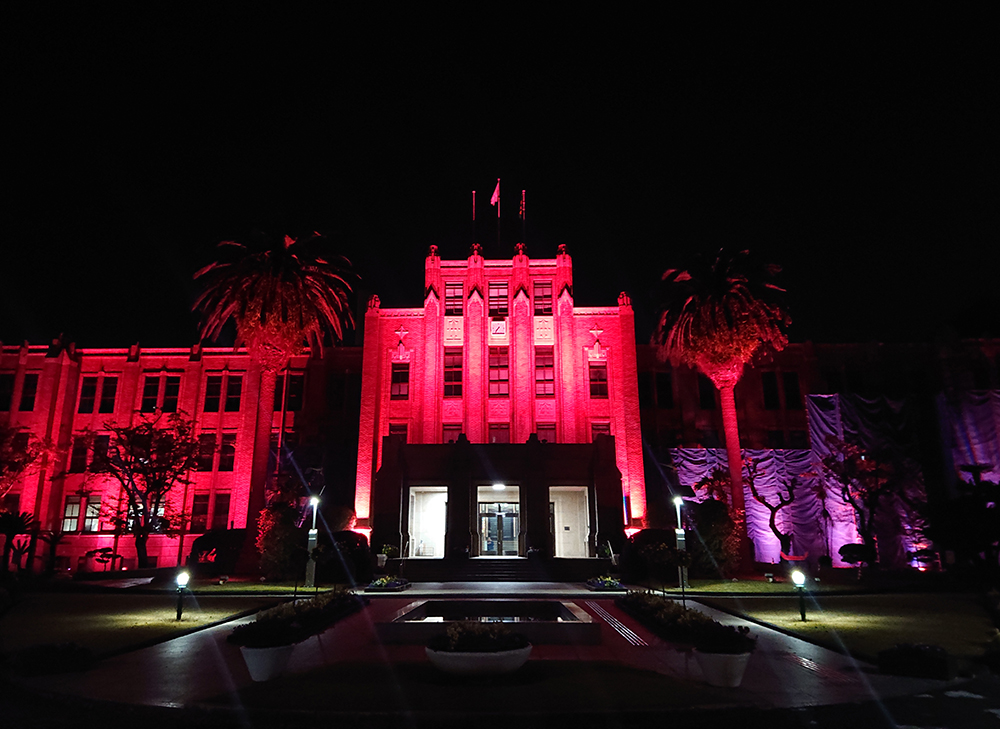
[425,645,532,676]
[239,644,297,682]
[693,649,752,687]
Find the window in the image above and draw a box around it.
[12,433,29,457]
[69,438,89,473]
[488,281,508,317]
[533,280,552,315]
[225,376,243,412]
[83,498,101,532]
[782,372,803,409]
[141,376,160,412]
[655,372,674,409]
[0,374,13,411]
[390,364,410,400]
[489,423,510,444]
[211,493,231,531]
[761,372,780,410]
[698,375,716,410]
[699,428,721,447]
[589,362,608,398]
[444,348,462,397]
[61,496,82,532]
[1,492,19,514]
[389,423,408,441]
[197,433,215,471]
[78,377,98,413]
[445,282,463,316]
[218,433,236,471]
[789,430,810,449]
[489,347,509,397]
[19,374,38,412]
[162,377,180,413]
[99,377,117,414]
[766,430,786,449]
[191,494,210,532]
[638,372,655,409]
[61,494,101,532]
[536,423,556,443]
[535,346,554,397]
[204,376,222,412]
[275,374,305,411]
[443,424,461,443]
[591,422,611,441]
[92,434,110,466]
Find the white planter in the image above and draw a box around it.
[425,645,532,675]
[240,644,297,681]
[693,649,752,687]
[377,554,388,568]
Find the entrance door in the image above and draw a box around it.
[479,502,520,556]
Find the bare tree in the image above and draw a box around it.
[744,458,796,556]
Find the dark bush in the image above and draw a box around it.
[187,529,247,575]
[13,642,94,676]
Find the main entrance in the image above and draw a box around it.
[477,484,521,556]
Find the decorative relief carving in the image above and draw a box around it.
[443,398,463,421]
[536,400,556,421]
[487,398,510,420]
[534,316,554,344]
[587,345,609,361]
[444,317,464,344]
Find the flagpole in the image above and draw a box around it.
[520,189,526,246]
[472,190,476,244]
[496,178,500,251]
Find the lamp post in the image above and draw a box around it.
[175,571,189,621]
[305,496,320,589]
[791,569,807,621]
[673,495,689,596]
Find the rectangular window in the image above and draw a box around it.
[536,423,556,443]
[782,372,803,409]
[767,430,786,449]
[141,376,160,413]
[204,376,222,412]
[92,434,110,466]
[591,422,611,441]
[69,438,89,473]
[444,348,463,397]
[197,433,215,471]
[488,281,508,317]
[589,362,608,399]
[535,346,554,397]
[698,374,716,410]
[218,433,236,471]
[1,492,19,514]
[488,423,510,444]
[211,493,231,531]
[533,280,552,316]
[789,430,810,449]
[225,376,243,412]
[443,424,462,443]
[0,373,14,411]
[19,374,38,412]
[445,282,463,316]
[488,347,509,397]
[286,374,304,411]
[78,377,98,414]
[391,364,410,400]
[162,376,180,413]
[388,423,408,442]
[638,372,655,409]
[761,372,780,410]
[655,372,674,409]
[191,494,210,532]
[82,498,101,532]
[61,496,82,532]
[700,428,721,447]
[99,377,117,414]
[273,375,284,411]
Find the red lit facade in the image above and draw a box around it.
[355,244,646,558]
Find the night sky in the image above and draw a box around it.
[4,10,996,350]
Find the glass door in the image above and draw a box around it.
[479,502,520,555]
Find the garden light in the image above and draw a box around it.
[791,569,807,621]
[175,571,190,621]
[305,496,320,588]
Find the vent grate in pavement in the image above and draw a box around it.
[586,601,647,646]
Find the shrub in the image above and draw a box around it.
[427,621,530,653]
[228,587,368,648]
[617,590,753,652]
[12,642,94,676]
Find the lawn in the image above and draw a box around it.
[699,592,996,661]
[0,592,281,658]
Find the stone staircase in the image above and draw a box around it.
[394,557,613,582]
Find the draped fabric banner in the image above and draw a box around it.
[666,392,927,569]
[937,389,1000,490]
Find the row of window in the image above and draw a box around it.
[391,421,609,444]
[390,349,608,400]
[638,371,804,411]
[67,432,239,473]
[59,492,231,533]
[0,373,37,412]
[444,280,554,317]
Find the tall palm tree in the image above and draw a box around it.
[653,249,789,566]
[193,232,355,563]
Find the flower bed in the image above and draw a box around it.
[228,588,369,648]
[616,590,755,654]
[586,575,624,591]
[365,576,411,592]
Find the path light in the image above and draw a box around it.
[673,496,689,603]
[791,569,807,621]
[305,496,320,589]
[175,570,190,621]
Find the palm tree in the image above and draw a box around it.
[0,510,35,573]
[653,249,789,566]
[193,232,355,565]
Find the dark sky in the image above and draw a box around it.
[3,10,996,349]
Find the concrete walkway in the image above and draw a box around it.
[12,582,996,727]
